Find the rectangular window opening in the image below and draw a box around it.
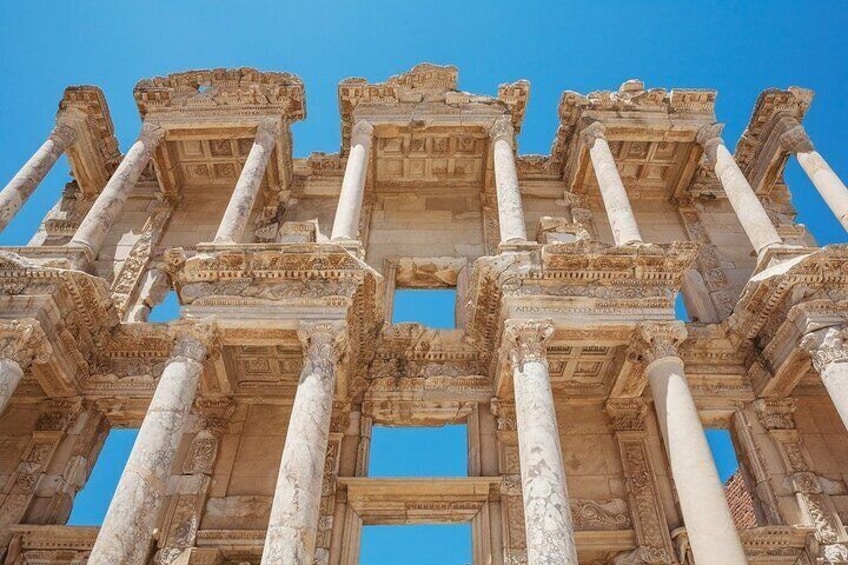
[706,428,760,530]
[360,524,472,565]
[674,291,691,322]
[369,425,468,477]
[391,288,457,329]
[149,289,181,323]
[67,428,138,526]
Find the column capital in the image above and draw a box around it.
[636,321,687,364]
[255,118,282,147]
[605,398,647,432]
[193,397,236,436]
[138,120,167,145]
[778,122,815,154]
[48,121,79,149]
[350,120,374,146]
[489,116,514,146]
[170,318,220,362]
[802,326,848,373]
[0,319,52,369]
[581,120,607,149]
[298,321,347,376]
[752,398,797,431]
[695,123,726,165]
[502,319,554,368]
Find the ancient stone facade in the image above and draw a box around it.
[0,64,847,564]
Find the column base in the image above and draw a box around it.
[753,243,813,274]
[498,240,539,253]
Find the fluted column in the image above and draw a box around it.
[490,117,528,244]
[331,121,373,241]
[503,320,578,565]
[0,320,51,416]
[582,122,643,246]
[88,321,217,565]
[640,322,747,564]
[803,326,848,431]
[697,124,782,257]
[70,121,165,257]
[0,117,79,232]
[780,122,848,233]
[262,322,346,565]
[214,119,281,243]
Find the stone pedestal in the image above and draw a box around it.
[88,322,216,565]
[70,122,165,256]
[697,124,782,256]
[0,320,51,416]
[331,121,373,241]
[803,326,848,431]
[582,122,643,246]
[261,322,346,565]
[213,119,280,243]
[0,122,77,232]
[503,320,578,565]
[640,322,747,565]
[490,117,528,244]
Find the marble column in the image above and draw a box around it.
[780,123,848,233]
[640,322,747,564]
[697,124,782,257]
[70,121,165,257]
[88,321,217,565]
[490,117,528,244]
[503,320,578,565]
[261,322,346,565]
[0,120,78,232]
[582,122,643,246]
[213,119,280,243]
[331,121,373,241]
[0,320,51,416]
[802,326,848,431]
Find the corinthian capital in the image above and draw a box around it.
[636,321,687,364]
[350,120,374,146]
[255,118,283,147]
[489,116,514,145]
[298,322,347,378]
[581,121,607,149]
[695,123,726,165]
[802,326,848,373]
[0,319,52,369]
[138,121,167,145]
[778,122,815,154]
[502,319,554,368]
[171,318,220,362]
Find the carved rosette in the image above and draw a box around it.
[502,319,554,370]
[580,120,607,149]
[170,319,220,363]
[605,398,647,432]
[298,322,347,380]
[0,319,52,370]
[695,123,726,166]
[489,116,515,146]
[801,326,848,373]
[635,321,687,365]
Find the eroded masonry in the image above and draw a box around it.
[1,64,848,565]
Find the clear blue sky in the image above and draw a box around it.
[3,2,846,561]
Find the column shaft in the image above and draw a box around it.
[820,361,848,431]
[803,327,848,431]
[70,123,164,256]
[0,359,23,415]
[505,320,577,565]
[262,324,344,564]
[584,125,643,246]
[647,356,747,564]
[213,121,279,243]
[699,126,782,256]
[0,124,76,232]
[89,334,208,565]
[796,150,848,232]
[513,359,579,564]
[491,118,528,243]
[331,121,373,241]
